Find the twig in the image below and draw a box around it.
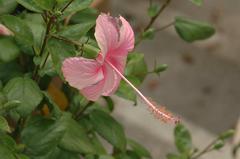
[135,0,172,47]
[155,21,175,32]
[144,0,172,31]
[61,0,75,12]
[75,101,94,120]
[40,17,54,57]
[33,15,55,80]
[40,52,50,70]
[191,138,219,159]
[51,34,83,47]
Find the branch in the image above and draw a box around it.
[144,0,172,31]
[33,15,55,80]
[51,34,83,47]
[61,0,75,12]
[191,139,218,159]
[155,21,174,32]
[135,0,172,47]
[75,101,94,120]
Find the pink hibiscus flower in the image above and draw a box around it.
[62,13,134,101]
[62,13,179,124]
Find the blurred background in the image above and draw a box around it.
[93,0,240,158]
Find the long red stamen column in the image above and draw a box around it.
[106,60,180,124]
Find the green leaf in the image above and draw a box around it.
[115,151,140,159]
[0,0,18,15]
[0,99,21,115]
[218,129,235,140]
[174,124,192,154]
[48,39,76,77]
[33,0,55,10]
[115,153,131,159]
[0,37,20,62]
[141,28,156,40]
[47,147,80,159]
[0,92,7,106]
[59,113,96,154]
[0,132,17,159]
[154,63,168,75]
[0,116,10,132]
[42,91,62,118]
[99,155,115,159]
[21,115,83,159]
[16,154,30,159]
[56,0,68,4]
[1,100,21,112]
[125,53,148,82]
[64,0,93,14]
[166,153,179,159]
[103,96,114,112]
[0,132,17,153]
[190,0,203,6]
[89,110,127,152]
[116,53,147,103]
[127,139,151,158]
[147,4,160,17]
[82,44,99,59]
[0,80,2,90]
[3,77,43,116]
[0,144,16,159]
[16,0,42,12]
[71,8,98,24]
[59,22,95,40]
[21,115,66,157]
[24,13,45,47]
[0,15,34,55]
[213,139,224,150]
[116,76,140,103]
[89,133,107,154]
[0,62,23,83]
[175,17,215,42]
[85,154,96,159]
[126,151,141,159]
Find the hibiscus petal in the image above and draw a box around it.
[101,63,119,96]
[81,79,105,101]
[95,13,119,60]
[106,16,135,59]
[62,57,103,90]
[118,16,135,53]
[0,24,13,36]
[81,62,122,100]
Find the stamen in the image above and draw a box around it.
[106,60,180,124]
[147,98,180,124]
